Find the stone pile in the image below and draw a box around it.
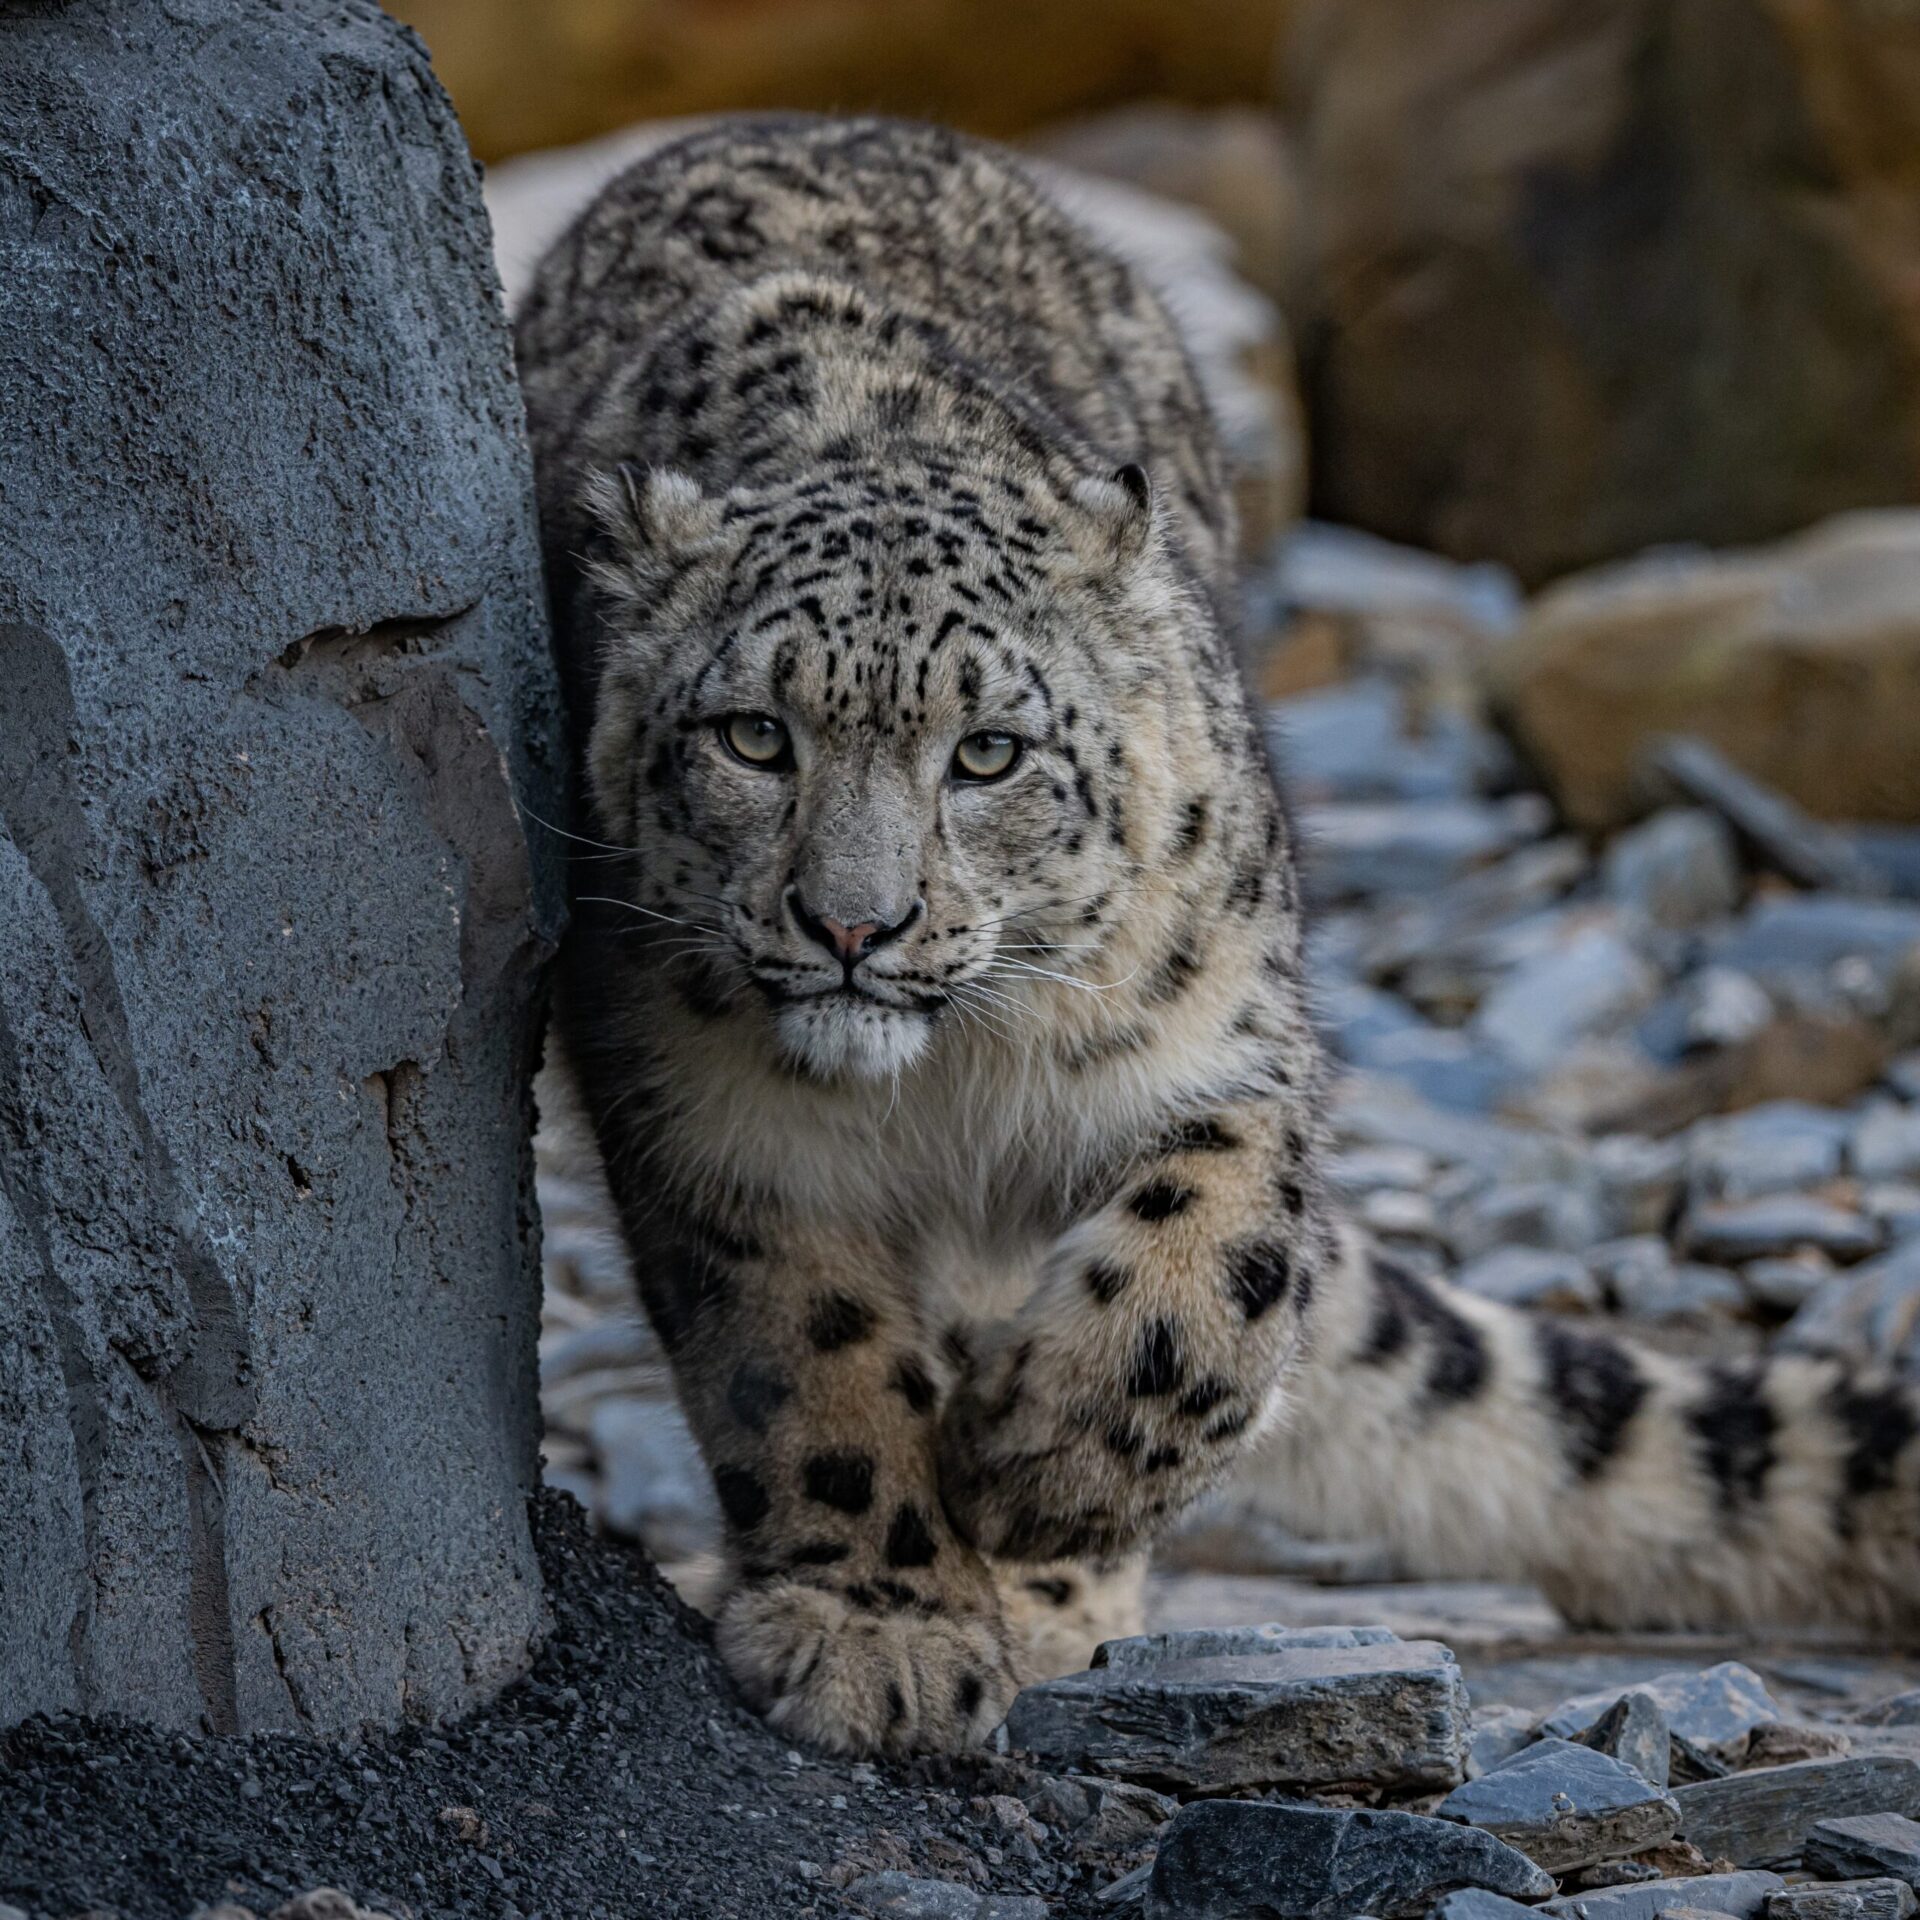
[976,1638,1920,1919]
[63,1634,1920,1920]
[1263,522,1920,1398]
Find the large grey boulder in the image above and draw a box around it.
[0,0,564,1733]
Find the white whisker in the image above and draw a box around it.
[514,801,641,858]
[987,957,1140,995]
[576,894,709,934]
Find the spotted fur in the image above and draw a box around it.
[516,117,1918,1757]
[1262,1224,1920,1637]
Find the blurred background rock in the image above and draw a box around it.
[389,0,1920,1662]
[388,0,1293,162]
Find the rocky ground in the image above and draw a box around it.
[15,524,1920,1920]
[11,92,1920,1920]
[509,511,1920,1920]
[7,1497,1920,1920]
[0,1498,1078,1920]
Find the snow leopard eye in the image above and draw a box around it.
[719,712,793,769]
[951,730,1021,782]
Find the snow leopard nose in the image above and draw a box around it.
[788,890,920,970]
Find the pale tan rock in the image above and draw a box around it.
[270,1896,398,1920]
[1485,513,1920,827]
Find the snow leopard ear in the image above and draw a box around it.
[580,464,727,617]
[1066,461,1158,571]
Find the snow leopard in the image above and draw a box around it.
[514,115,1920,1757]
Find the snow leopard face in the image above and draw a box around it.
[582,449,1216,1081]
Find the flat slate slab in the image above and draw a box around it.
[1141,1800,1555,1920]
[1805,1813,1920,1889]
[1437,1738,1681,1870]
[1543,1870,1785,1920]
[1092,1624,1400,1670]
[1768,1880,1919,1920]
[1005,1636,1470,1794]
[1675,1758,1920,1868]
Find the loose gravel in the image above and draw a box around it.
[0,1497,1084,1920]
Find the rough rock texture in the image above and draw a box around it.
[1285,0,1920,586]
[1769,1882,1920,1920]
[1484,515,1920,830]
[1805,1813,1920,1888]
[0,1500,1089,1920]
[1004,1636,1470,1795]
[1542,1873,1786,1920]
[1436,1738,1681,1872]
[1674,1759,1920,1868]
[1090,1624,1400,1670]
[0,0,564,1734]
[1541,1666,1783,1757]
[1574,1690,1671,1789]
[1142,1800,1555,1920]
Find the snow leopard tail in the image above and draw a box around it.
[1261,1225,1920,1634]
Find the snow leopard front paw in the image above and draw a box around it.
[715,1574,1016,1756]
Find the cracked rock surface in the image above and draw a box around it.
[0,0,564,1736]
